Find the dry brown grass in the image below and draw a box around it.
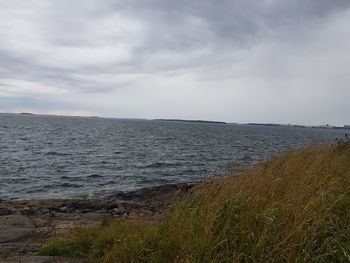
[40,143,350,262]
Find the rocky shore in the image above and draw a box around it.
[0,183,193,263]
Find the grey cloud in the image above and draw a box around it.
[2,0,349,74]
[0,0,349,124]
[116,0,350,48]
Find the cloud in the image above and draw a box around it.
[0,0,349,125]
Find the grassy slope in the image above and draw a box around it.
[40,143,350,263]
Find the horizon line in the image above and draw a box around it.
[0,111,349,128]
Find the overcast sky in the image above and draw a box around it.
[0,0,349,125]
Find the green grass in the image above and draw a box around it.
[40,143,350,262]
[0,252,8,259]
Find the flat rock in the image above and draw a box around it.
[0,215,35,243]
[0,255,81,263]
[0,183,195,261]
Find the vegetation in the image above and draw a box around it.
[0,252,8,259]
[40,143,350,262]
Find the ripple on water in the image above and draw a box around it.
[45,151,72,156]
[0,114,344,199]
[87,174,104,178]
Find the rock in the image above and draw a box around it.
[102,183,192,202]
[0,183,196,261]
[0,255,82,263]
[0,208,13,216]
[111,204,126,216]
[0,215,35,243]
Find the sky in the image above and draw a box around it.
[0,0,350,125]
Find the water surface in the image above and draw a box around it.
[0,113,346,199]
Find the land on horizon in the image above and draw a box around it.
[1,112,349,130]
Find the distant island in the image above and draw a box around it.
[246,122,350,130]
[154,119,227,124]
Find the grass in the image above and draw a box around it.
[39,143,350,262]
[0,252,8,259]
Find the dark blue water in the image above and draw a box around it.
[0,113,346,200]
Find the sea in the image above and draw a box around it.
[0,113,347,200]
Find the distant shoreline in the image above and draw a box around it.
[154,119,227,124]
[1,112,349,129]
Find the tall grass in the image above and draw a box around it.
[40,143,350,262]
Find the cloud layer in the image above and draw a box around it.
[1,0,350,125]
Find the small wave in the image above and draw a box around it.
[6,178,30,183]
[142,162,182,169]
[241,155,254,162]
[45,151,72,156]
[87,173,104,178]
[181,169,198,174]
[25,188,43,194]
[59,175,84,181]
[60,175,72,179]
[140,178,170,184]
[98,180,115,186]
[57,182,82,188]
